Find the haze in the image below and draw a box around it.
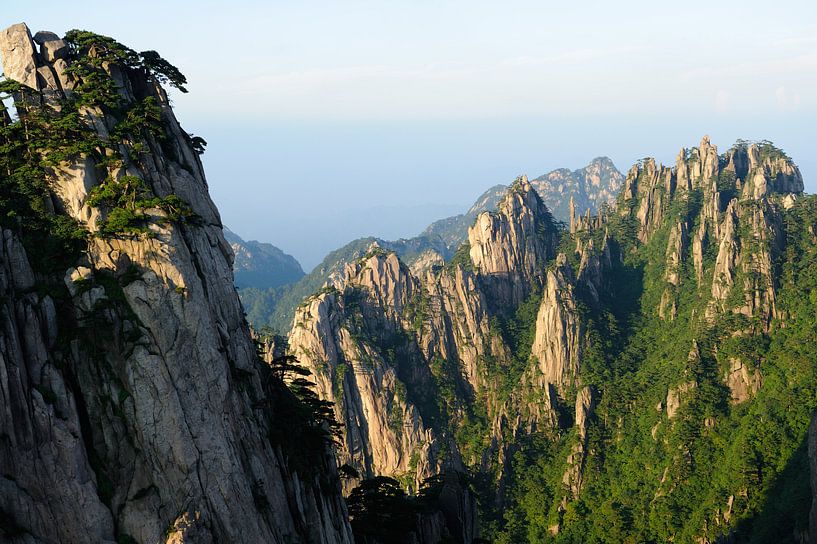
[6,0,816,269]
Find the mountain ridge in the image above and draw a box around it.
[286,134,817,542]
[3,19,817,544]
[240,157,623,333]
[224,227,305,288]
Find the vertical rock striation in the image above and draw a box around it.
[0,23,352,544]
[468,176,558,307]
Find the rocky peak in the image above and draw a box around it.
[742,143,804,199]
[530,254,583,397]
[344,249,418,316]
[288,252,444,495]
[468,175,558,305]
[0,24,352,543]
[530,157,624,222]
[0,24,40,89]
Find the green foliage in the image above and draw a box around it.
[189,134,207,155]
[347,476,419,542]
[116,534,138,544]
[446,241,474,272]
[0,27,199,265]
[238,286,287,330]
[110,96,165,143]
[486,286,542,402]
[64,30,189,101]
[139,50,188,93]
[0,88,89,273]
[348,474,471,543]
[404,291,430,332]
[264,351,344,472]
[87,175,194,236]
[490,192,817,541]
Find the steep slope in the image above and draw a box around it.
[243,235,448,333]
[0,24,351,543]
[495,137,816,543]
[224,227,304,289]
[421,184,511,250]
[288,135,816,542]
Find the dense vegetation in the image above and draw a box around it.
[302,143,815,543]
[347,474,479,544]
[489,190,817,542]
[0,29,200,272]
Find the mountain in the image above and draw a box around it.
[420,184,509,249]
[286,136,817,542]
[9,21,817,544]
[241,160,623,333]
[224,228,304,289]
[422,158,624,251]
[0,24,352,543]
[529,156,623,222]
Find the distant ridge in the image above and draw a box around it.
[224,228,305,289]
[238,157,624,332]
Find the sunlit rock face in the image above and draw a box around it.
[0,23,352,544]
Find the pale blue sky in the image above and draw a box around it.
[5,1,816,268]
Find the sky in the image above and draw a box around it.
[5,1,817,269]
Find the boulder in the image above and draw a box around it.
[0,23,39,89]
[41,38,68,62]
[32,30,60,44]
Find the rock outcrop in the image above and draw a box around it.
[243,159,623,335]
[0,24,352,544]
[529,157,623,221]
[468,176,558,306]
[530,256,583,397]
[287,175,569,533]
[285,132,808,541]
[288,254,442,493]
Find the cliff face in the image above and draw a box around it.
[242,159,623,336]
[0,24,352,544]
[289,252,443,493]
[468,177,558,307]
[530,156,624,222]
[287,174,564,520]
[530,256,584,398]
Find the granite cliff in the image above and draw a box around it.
[0,24,352,544]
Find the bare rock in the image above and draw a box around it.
[666,381,696,419]
[0,22,353,544]
[724,356,762,403]
[0,23,39,89]
[32,31,59,44]
[531,255,583,395]
[40,38,68,62]
[468,175,557,304]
